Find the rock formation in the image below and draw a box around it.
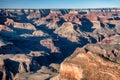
[40,38,60,53]
[0,8,120,80]
[59,44,120,80]
[55,22,80,42]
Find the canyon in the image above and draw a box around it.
[0,8,120,80]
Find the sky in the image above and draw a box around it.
[0,0,120,8]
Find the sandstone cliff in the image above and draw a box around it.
[59,44,120,80]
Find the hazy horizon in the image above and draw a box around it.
[0,0,120,9]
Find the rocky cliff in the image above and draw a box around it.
[59,44,120,80]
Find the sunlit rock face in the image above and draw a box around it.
[0,8,120,80]
[5,18,36,30]
[55,22,80,42]
[59,44,120,80]
[27,12,41,20]
[0,25,13,31]
[40,38,60,53]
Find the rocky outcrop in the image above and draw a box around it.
[9,54,31,73]
[40,38,60,53]
[5,18,36,30]
[27,12,41,20]
[4,18,14,26]
[0,54,53,80]
[14,22,36,30]
[34,18,47,26]
[59,44,120,80]
[55,22,80,42]
[61,14,80,24]
[32,30,48,37]
[0,37,12,47]
[100,35,120,44]
[0,54,32,80]
[0,25,13,31]
[0,59,5,80]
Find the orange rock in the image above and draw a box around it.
[0,25,12,31]
[59,47,120,80]
[4,18,14,26]
[55,22,80,42]
[40,38,59,53]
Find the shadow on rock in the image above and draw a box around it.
[80,16,95,32]
[4,59,19,80]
